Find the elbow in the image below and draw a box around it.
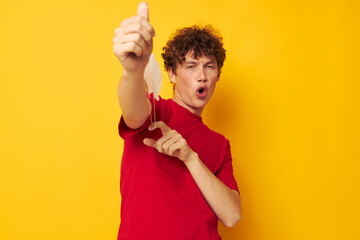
[224,215,241,228]
[223,195,241,228]
[222,210,241,228]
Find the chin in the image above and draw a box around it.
[193,100,208,109]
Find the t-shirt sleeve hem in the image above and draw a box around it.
[118,115,152,139]
[118,93,161,139]
[215,139,239,192]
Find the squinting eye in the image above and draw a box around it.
[187,65,194,69]
[206,65,214,69]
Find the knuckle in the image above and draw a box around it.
[120,19,127,27]
[155,143,162,152]
[135,33,141,42]
[144,36,152,45]
[169,145,176,152]
[113,45,120,54]
[163,146,169,152]
[129,42,136,49]
[135,24,143,33]
[142,32,150,41]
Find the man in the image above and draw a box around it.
[113,2,241,239]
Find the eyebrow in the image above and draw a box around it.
[184,60,216,65]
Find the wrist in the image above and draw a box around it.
[184,151,199,167]
[122,69,145,81]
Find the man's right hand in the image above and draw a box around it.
[113,2,155,74]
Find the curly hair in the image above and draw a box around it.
[161,25,226,76]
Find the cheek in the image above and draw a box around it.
[208,81,218,95]
[210,78,218,88]
[180,75,194,89]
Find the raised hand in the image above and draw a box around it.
[143,121,195,163]
[113,2,155,74]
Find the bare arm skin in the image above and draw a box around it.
[144,121,241,227]
[115,3,241,227]
[113,2,155,129]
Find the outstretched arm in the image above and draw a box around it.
[144,121,241,227]
[113,2,155,129]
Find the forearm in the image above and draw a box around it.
[114,2,154,129]
[143,121,241,226]
[118,70,151,129]
[184,152,241,227]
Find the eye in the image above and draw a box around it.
[206,65,215,69]
[186,65,195,69]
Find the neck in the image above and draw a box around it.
[171,95,203,116]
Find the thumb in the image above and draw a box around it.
[143,138,156,147]
[137,2,149,21]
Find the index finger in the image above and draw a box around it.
[149,121,171,135]
[137,2,149,21]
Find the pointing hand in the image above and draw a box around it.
[143,121,195,163]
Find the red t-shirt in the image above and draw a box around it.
[118,95,238,240]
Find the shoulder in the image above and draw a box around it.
[193,123,230,157]
[203,124,228,144]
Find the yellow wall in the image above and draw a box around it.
[1,0,359,239]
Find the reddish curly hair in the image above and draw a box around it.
[161,25,226,76]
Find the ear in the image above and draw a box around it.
[168,67,176,84]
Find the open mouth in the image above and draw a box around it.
[196,87,207,98]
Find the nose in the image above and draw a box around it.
[197,66,207,82]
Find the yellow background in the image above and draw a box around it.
[1,0,359,239]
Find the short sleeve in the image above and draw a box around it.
[118,93,162,139]
[215,140,239,192]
